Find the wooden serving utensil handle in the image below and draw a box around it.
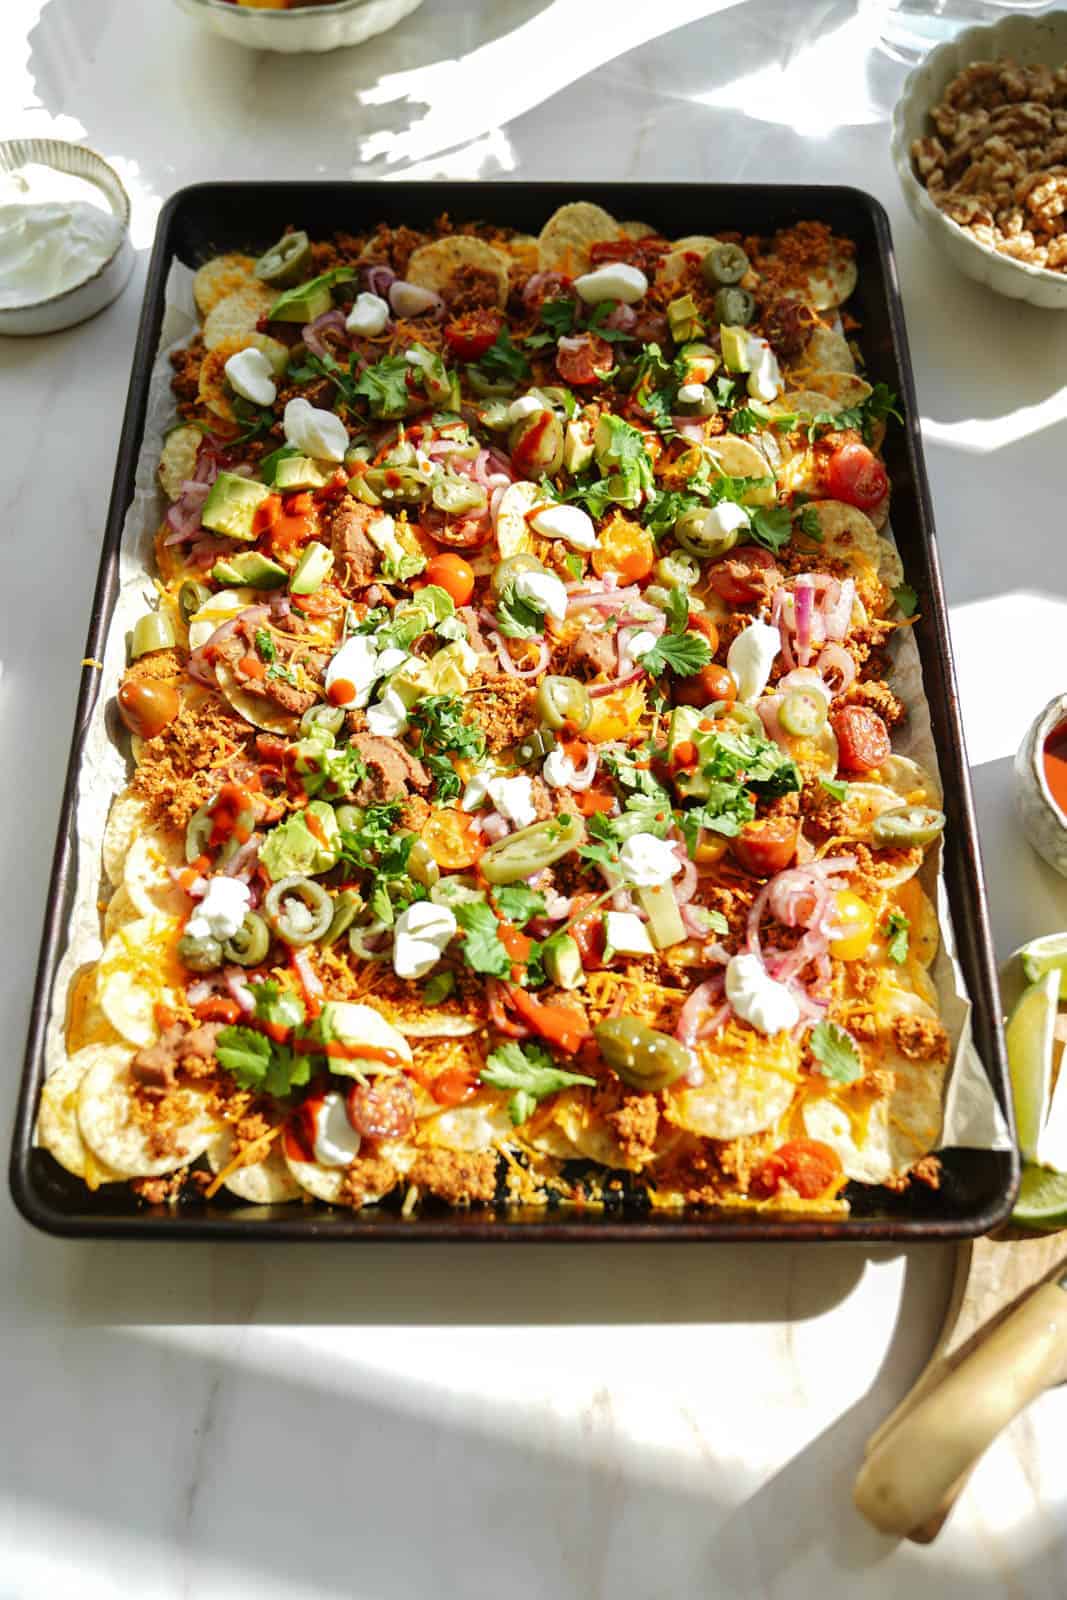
[854,1280,1067,1539]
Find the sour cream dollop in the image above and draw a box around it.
[393,902,457,980]
[574,263,648,305]
[283,397,348,463]
[0,163,123,309]
[530,503,598,550]
[185,877,251,944]
[224,347,277,408]
[725,953,800,1036]
[727,619,780,704]
[617,833,682,888]
[346,291,390,337]
[513,568,567,623]
[311,1092,362,1168]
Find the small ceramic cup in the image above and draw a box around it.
[1015,693,1067,878]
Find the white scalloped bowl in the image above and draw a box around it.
[172,0,422,53]
[0,139,134,336]
[891,10,1067,309]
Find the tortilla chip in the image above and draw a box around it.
[537,201,619,273]
[202,283,277,350]
[619,220,656,239]
[193,253,257,317]
[158,425,204,503]
[406,236,510,309]
[807,372,872,408]
[803,325,855,374]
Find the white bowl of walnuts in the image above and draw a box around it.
[891,9,1067,308]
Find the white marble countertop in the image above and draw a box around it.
[4,1,1067,1594]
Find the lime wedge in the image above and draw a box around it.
[1006,970,1060,1162]
[1012,1163,1067,1231]
[1021,932,1067,984]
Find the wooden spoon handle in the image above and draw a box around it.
[854,1280,1067,1538]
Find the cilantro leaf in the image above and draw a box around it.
[495,584,546,640]
[663,586,689,635]
[638,630,712,678]
[469,328,530,387]
[254,629,276,664]
[749,505,793,554]
[884,909,910,965]
[215,1026,271,1089]
[352,355,412,420]
[481,1040,596,1125]
[729,406,763,436]
[425,753,462,804]
[454,901,512,978]
[796,505,823,541]
[586,300,637,344]
[819,776,849,803]
[493,885,546,928]
[809,1020,863,1085]
[642,489,701,536]
[249,979,306,1033]
[893,583,918,617]
[863,383,902,443]
[337,801,404,871]
[409,694,486,761]
[523,297,576,350]
[601,746,672,804]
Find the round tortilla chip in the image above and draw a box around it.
[664,1029,799,1139]
[537,201,619,274]
[123,828,189,920]
[77,1050,216,1178]
[37,1051,108,1180]
[549,1090,632,1169]
[803,325,855,374]
[215,661,299,735]
[807,372,872,408]
[779,389,840,417]
[193,253,257,317]
[893,878,940,968]
[102,789,148,885]
[875,753,942,808]
[104,885,139,941]
[207,1126,300,1203]
[405,236,509,309]
[806,248,858,312]
[202,283,277,350]
[619,220,656,240]
[97,915,181,1048]
[796,499,881,570]
[158,425,205,502]
[704,436,776,503]
[420,1093,513,1152]
[197,333,288,422]
[876,536,903,588]
[868,488,890,531]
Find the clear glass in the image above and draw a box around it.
[860,0,1054,63]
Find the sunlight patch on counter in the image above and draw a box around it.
[949,591,1067,768]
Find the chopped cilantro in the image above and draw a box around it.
[493,885,546,927]
[638,630,712,678]
[254,629,276,664]
[454,900,512,978]
[425,753,462,804]
[249,979,306,1033]
[728,406,763,436]
[809,1020,863,1085]
[214,1024,310,1098]
[796,505,824,541]
[884,909,910,965]
[469,328,531,387]
[409,694,486,762]
[749,504,794,554]
[523,297,577,350]
[481,1039,596,1125]
[352,355,412,420]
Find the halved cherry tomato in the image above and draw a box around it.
[592,518,655,581]
[567,892,607,968]
[826,442,888,511]
[830,705,891,774]
[346,1077,416,1140]
[829,890,876,961]
[117,677,179,740]
[556,333,614,387]
[193,997,242,1025]
[705,545,777,607]
[431,1066,479,1107]
[443,309,502,362]
[574,788,616,816]
[674,662,736,709]
[497,921,534,966]
[508,985,591,1054]
[752,1139,843,1200]
[424,552,475,607]
[731,817,798,877]
[423,808,484,870]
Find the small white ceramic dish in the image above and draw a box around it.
[891,10,1067,309]
[0,139,134,337]
[1015,692,1067,876]
[172,0,422,53]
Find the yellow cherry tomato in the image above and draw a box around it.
[829,890,876,961]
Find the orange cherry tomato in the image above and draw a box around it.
[423,808,484,871]
[830,705,891,774]
[731,817,798,877]
[425,552,475,607]
[829,890,876,961]
[574,788,616,816]
[752,1139,844,1200]
[591,519,655,582]
[674,662,736,709]
[431,1066,479,1107]
[117,677,180,740]
[689,613,720,655]
[193,997,242,1024]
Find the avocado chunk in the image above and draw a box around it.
[268,266,355,324]
[260,800,341,879]
[273,455,330,492]
[211,551,288,589]
[290,540,334,596]
[667,705,703,760]
[720,325,751,374]
[563,419,594,474]
[200,471,272,543]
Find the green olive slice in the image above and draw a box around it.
[871,805,945,848]
[594,1017,691,1091]
[254,230,312,287]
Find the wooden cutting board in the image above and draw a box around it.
[854,1229,1067,1540]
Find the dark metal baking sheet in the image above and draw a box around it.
[9,181,1018,1241]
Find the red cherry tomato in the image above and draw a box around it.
[443,309,502,362]
[830,705,891,774]
[705,545,777,607]
[346,1077,416,1141]
[752,1139,844,1200]
[731,817,798,877]
[117,677,180,740]
[826,442,889,511]
[424,551,475,606]
[556,333,614,387]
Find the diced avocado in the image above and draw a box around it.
[290,540,335,596]
[273,455,330,492]
[635,884,686,950]
[563,418,594,474]
[667,705,703,760]
[200,472,272,543]
[667,294,703,344]
[543,932,583,990]
[390,641,475,707]
[268,266,354,324]
[680,341,719,384]
[211,550,288,589]
[260,800,340,880]
[720,325,751,374]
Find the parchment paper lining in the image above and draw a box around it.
[41,260,1013,1160]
